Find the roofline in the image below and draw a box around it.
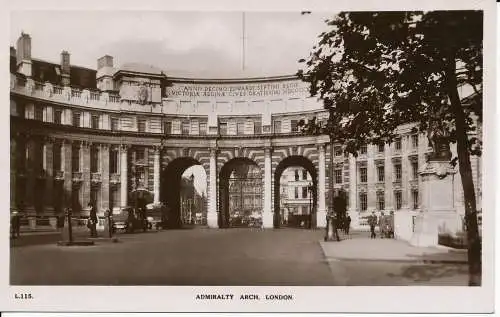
[31,58,97,73]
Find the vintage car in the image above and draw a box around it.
[112,207,148,233]
[146,202,169,230]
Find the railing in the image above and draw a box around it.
[71,89,81,98]
[54,170,64,180]
[110,173,121,184]
[53,86,63,95]
[90,92,100,101]
[91,173,102,183]
[109,95,120,103]
[72,172,83,182]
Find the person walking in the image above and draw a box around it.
[345,215,351,235]
[388,210,395,238]
[11,211,21,239]
[88,202,98,238]
[379,211,386,238]
[368,211,377,239]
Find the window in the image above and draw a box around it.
[137,118,146,132]
[302,170,307,180]
[90,146,99,173]
[219,122,227,135]
[360,145,367,154]
[294,170,300,181]
[71,145,80,172]
[254,121,262,134]
[359,192,367,211]
[237,122,245,135]
[377,191,385,210]
[360,167,367,183]
[54,109,62,124]
[291,120,299,132]
[394,164,402,181]
[335,169,342,184]
[412,161,419,179]
[17,103,26,118]
[395,191,402,210]
[412,190,419,209]
[274,120,281,133]
[136,148,145,162]
[182,120,190,135]
[110,148,119,174]
[35,106,43,121]
[164,121,172,135]
[91,114,99,129]
[395,137,402,150]
[72,111,81,127]
[302,187,308,198]
[334,146,343,156]
[110,187,119,210]
[111,117,119,131]
[412,134,419,148]
[199,122,207,135]
[294,187,299,199]
[377,165,385,182]
[53,143,62,171]
[378,143,385,153]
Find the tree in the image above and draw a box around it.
[297,11,482,285]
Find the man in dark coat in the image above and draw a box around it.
[88,202,98,238]
[368,211,377,239]
[11,211,21,239]
[345,215,351,235]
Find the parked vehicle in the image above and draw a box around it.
[146,202,169,230]
[112,207,148,233]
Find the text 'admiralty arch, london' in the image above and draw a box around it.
[9,33,482,238]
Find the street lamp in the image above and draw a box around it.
[307,182,314,229]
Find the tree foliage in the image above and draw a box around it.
[297,11,483,286]
[297,11,482,156]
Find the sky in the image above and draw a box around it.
[10,11,334,78]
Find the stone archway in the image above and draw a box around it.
[218,157,263,228]
[274,156,318,229]
[160,157,207,228]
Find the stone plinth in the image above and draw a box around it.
[262,212,273,229]
[316,210,327,228]
[410,160,457,247]
[207,212,218,228]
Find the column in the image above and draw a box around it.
[120,145,128,207]
[384,143,393,211]
[25,138,36,228]
[367,144,376,211]
[348,153,359,227]
[316,144,327,227]
[100,144,110,212]
[43,138,54,215]
[402,135,410,209]
[262,147,273,228]
[207,148,218,228]
[82,142,91,212]
[10,135,17,213]
[62,140,72,209]
[153,147,160,204]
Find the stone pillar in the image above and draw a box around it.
[62,140,72,209]
[348,154,359,228]
[367,144,376,211]
[262,147,273,228]
[81,142,91,213]
[120,145,128,207]
[43,138,54,215]
[10,135,17,213]
[401,135,410,209]
[207,148,218,228]
[409,160,458,247]
[153,147,160,204]
[25,138,36,217]
[100,144,110,212]
[316,143,327,228]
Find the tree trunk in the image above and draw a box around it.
[446,61,482,286]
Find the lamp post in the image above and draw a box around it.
[307,182,313,229]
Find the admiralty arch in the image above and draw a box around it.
[10,33,482,234]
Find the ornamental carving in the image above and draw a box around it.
[137,84,149,105]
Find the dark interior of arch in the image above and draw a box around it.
[218,157,262,228]
[160,157,201,228]
[274,155,317,229]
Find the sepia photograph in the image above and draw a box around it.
[2,0,496,313]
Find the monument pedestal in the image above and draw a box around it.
[206,212,218,228]
[262,212,273,229]
[316,210,327,228]
[410,159,457,247]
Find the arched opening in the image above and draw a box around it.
[274,156,317,229]
[219,158,263,228]
[160,158,207,228]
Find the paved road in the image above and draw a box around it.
[11,228,337,286]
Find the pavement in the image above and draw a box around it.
[10,228,470,286]
[320,236,468,264]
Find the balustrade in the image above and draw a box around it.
[91,172,102,183]
[110,173,121,184]
[54,170,64,180]
[72,171,83,182]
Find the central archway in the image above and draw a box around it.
[219,158,263,228]
[160,157,207,228]
[274,156,317,229]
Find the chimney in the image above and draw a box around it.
[97,55,113,69]
[16,32,32,77]
[60,50,71,86]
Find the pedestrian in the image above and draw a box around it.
[388,210,395,238]
[88,202,98,238]
[345,215,351,235]
[379,211,386,238]
[11,211,20,239]
[368,211,377,239]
